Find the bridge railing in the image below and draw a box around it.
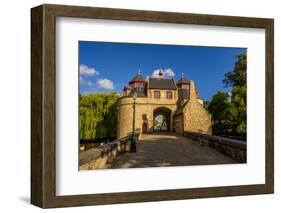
[183,131,246,163]
[79,136,131,170]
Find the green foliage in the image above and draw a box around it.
[223,54,247,88]
[153,119,159,126]
[79,93,120,142]
[208,54,247,138]
[203,100,210,109]
[208,92,231,122]
[227,54,247,136]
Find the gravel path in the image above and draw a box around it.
[106,133,236,169]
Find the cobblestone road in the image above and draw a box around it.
[105,133,236,169]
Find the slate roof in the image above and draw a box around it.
[148,77,177,90]
[130,74,145,82]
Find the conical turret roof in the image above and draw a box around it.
[177,73,189,84]
[130,74,145,82]
[130,69,145,82]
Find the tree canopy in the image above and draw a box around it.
[208,54,247,139]
[79,93,120,143]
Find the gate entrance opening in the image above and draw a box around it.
[153,107,171,132]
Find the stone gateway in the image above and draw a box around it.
[117,70,212,138]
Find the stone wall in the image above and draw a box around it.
[117,97,177,138]
[117,100,133,138]
[117,80,212,138]
[147,88,178,100]
[182,80,212,134]
[79,137,130,170]
[183,131,246,163]
[183,100,212,134]
[173,114,183,133]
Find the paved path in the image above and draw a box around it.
[106,133,236,169]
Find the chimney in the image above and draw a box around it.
[189,80,197,100]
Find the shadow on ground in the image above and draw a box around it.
[18,196,30,204]
[105,133,237,169]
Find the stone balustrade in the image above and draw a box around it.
[79,136,130,170]
[183,131,246,163]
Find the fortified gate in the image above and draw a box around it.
[117,70,212,138]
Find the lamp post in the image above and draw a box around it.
[130,89,137,152]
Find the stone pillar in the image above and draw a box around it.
[148,109,154,133]
[170,112,173,132]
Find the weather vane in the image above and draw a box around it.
[138,68,141,75]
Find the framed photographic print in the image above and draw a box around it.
[31,4,274,208]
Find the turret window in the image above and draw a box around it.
[182,84,189,89]
[134,82,143,88]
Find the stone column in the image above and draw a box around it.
[170,112,173,132]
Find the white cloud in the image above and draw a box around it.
[164,68,175,78]
[79,64,99,76]
[151,68,175,78]
[87,81,94,87]
[80,77,94,88]
[80,76,85,84]
[97,78,114,90]
[151,70,160,78]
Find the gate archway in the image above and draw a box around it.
[153,107,172,132]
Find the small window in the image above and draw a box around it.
[135,82,142,88]
[166,91,173,99]
[154,91,160,99]
[142,114,147,120]
[182,84,189,89]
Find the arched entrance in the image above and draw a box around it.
[153,107,172,132]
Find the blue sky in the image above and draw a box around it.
[79,41,246,100]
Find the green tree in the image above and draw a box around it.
[207,92,232,135]
[208,53,247,138]
[223,54,247,136]
[203,100,210,109]
[223,54,247,88]
[208,92,231,124]
[79,93,120,142]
